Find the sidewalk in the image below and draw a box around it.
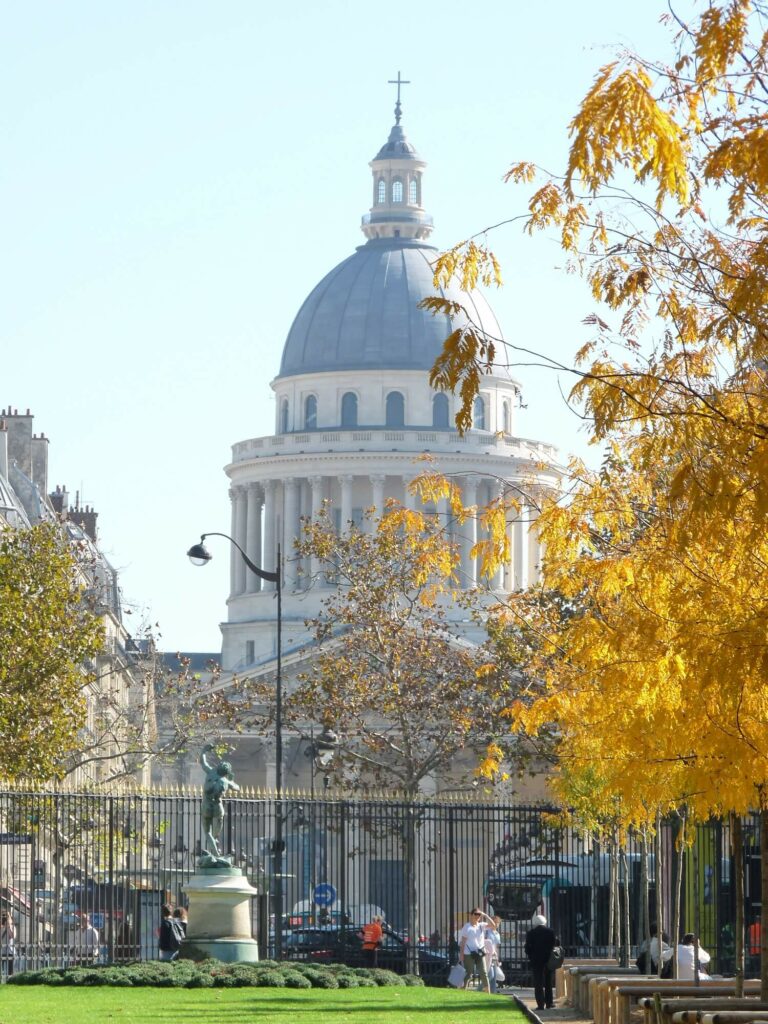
[511,986,592,1024]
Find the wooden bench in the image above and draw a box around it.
[557,958,619,1002]
[587,974,649,1021]
[568,965,637,1013]
[699,1014,768,1024]
[611,981,763,1024]
[640,997,768,1024]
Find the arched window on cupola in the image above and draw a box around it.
[280,398,289,434]
[341,391,358,427]
[392,179,404,203]
[408,178,418,205]
[377,179,386,204]
[502,400,511,434]
[305,394,317,430]
[432,393,450,428]
[386,391,405,427]
[473,395,486,431]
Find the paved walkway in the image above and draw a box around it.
[512,986,592,1024]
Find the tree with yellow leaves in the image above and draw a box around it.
[424,0,768,991]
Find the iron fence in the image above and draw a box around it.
[0,788,758,980]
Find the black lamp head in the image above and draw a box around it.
[187,538,212,567]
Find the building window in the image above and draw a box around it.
[392,179,403,203]
[377,179,386,204]
[341,391,358,427]
[386,391,405,427]
[280,398,289,434]
[245,640,255,664]
[473,396,486,431]
[305,394,317,430]
[432,393,450,428]
[502,400,511,434]
[408,179,418,204]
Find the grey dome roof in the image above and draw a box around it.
[278,237,504,378]
[374,123,420,161]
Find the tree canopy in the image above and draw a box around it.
[0,522,103,781]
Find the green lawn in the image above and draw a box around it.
[0,985,524,1023]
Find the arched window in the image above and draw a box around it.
[408,179,418,204]
[502,400,511,434]
[341,391,358,427]
[385,391,405,427]
[473,395,486,431]
[280,398,289,434]
[304,394,317,430]
[432,393,450,428]
[392,179,403,203]
[377,179,386,204]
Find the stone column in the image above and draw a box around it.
[491,479,505,592]
[460,478,478,588]
[403,474,418,511]
[262,480,277,592]
[370,473,386,520]
[246,483,263,594]
[513,502,530,591]
[283,477,299,589]
[228,487,238,599]
[309,475,324,579]
[339,474,353,533]
[232,485,248,596]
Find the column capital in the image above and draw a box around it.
[283,476,297,488]
[338,473,354,485]
[262,478,276,495]
[309,474,324,488]
[369,473,386,484]
[247,481,263,498]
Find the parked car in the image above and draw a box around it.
[283,925,449,981]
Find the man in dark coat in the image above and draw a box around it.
[524,913,557,1009]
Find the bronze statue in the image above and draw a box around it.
[199,744,241,867]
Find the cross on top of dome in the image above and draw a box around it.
[387,71,410,125]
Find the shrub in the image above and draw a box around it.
[336,973,359,988]
[255,969,287,987]
[281,970,312,989]
[402,973,425,986]
[354,975,378,987]
[368,968,405,986]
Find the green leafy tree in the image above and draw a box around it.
[0,522,103,781]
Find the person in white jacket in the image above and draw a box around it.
[677,933,711,980]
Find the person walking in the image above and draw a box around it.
[0,911,15,978]
[173,906,188,937]
[458,907,494,993]
[158,904,183,961]
[359,914,384,967]
[485,915,503,993]
[525,913,557,1010]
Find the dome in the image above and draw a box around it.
[278,236,504,378]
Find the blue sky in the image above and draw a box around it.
[2,1,689,651]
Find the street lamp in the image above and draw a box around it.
[187,530,285,957]
[305,726,339,797]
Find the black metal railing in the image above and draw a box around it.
[0,788,757,980]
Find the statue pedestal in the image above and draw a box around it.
[180,865,260,962]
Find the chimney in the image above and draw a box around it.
[0,421,7,480]
[49,484,70,515]
[70,504,98,542]
[30,432,49,495]
[2,408,33,479]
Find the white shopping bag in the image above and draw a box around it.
[448,962,466,988]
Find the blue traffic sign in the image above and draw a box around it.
[313,882,337,907]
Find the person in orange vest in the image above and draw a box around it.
[360,915,384,967]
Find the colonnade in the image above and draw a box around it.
[227,473,542,598]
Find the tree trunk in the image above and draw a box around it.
[732,813,744,997]
[760,807,768,1000]
[403,802,420,976]
[641,831,651,959]
[592,836,600,955]
[621,846,631,967]
[693,826,701,985]
[608,836,616,952]
[656,813,664,978]
[672,810,686,981]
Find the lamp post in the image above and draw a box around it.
[186,530,284,957]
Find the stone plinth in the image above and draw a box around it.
[181,865,259,962]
